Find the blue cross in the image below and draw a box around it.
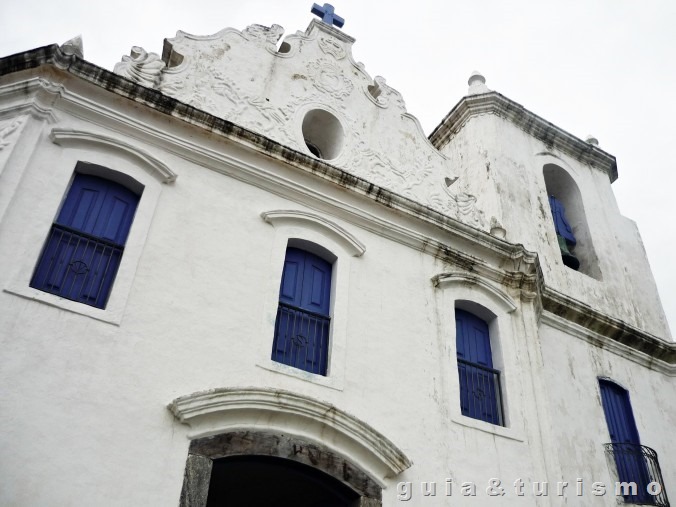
[311,3,345,28]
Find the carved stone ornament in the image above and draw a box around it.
[318,36,346,59]
[310,60,354,99]
[366,76,406,112]
[114,46,166,88]
[61,35,84,58]
[437,180,487,228]
[242,24,284,47]
[0,116,25,151]
[130,21,489,231]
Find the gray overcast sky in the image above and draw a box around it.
[2,0,674,336]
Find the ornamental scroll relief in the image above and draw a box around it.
[0,116,25,151]
[112,23,490,232]
[113,47,165,88]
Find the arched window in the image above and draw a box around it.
[271,247,332,375]
[543,164,601,279]
[456,309,504,426]
[29,173,141,309]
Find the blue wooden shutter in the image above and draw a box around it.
[272,248,332,375]
[599,380,640,445]
[30,173,140,309]
[456,309,501,425]
[599,380,652,503]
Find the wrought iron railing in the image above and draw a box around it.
[271,302,330,375]
[457,358,504,426]
[604,443,670,506]
[30,224,123,309]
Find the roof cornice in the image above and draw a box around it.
[428,92,618,183]
[0,46,530,264]
[541,286,676,373]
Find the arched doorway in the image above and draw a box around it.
[171,388,412,507]
[206,455,360,506]
[179,431,383,507]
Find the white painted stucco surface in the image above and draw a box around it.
[0,18,674,507]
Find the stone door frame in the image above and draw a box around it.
[178,430,382,507]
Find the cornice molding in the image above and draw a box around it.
[541,286,676,368]
[428,92,618,183]
[168,387,413,479]
[0,46,528,265]
[541,311,676,376]
[0,79,60,123]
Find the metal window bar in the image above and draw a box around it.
[457,358,504,426]
[30,223,124,309]
[604,443,670,506]
[272,301,330,376]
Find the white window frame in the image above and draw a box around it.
[4,129,175,325]
[434,272,525,442]
[257,210,365,391]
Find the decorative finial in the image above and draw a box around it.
[585,135,599,146]
[311,3,345,28]
[61,35,84,58]
[490,217,506,239]
[468,70,490,95]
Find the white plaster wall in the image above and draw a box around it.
[539,319,676,504]
[0,72,673,507]
[0,101,540,506]
[440,113,671,339]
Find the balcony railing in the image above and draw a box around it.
[271,302,330,376]
[604,443,670,506]
[30,224,123,309]
[457,358,504,426]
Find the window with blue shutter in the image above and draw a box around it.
[30,173,140,309]
[456,309,504,425]
[271,247,332,375]
[599,379,655,504]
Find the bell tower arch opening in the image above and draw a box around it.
[543,164,602,280]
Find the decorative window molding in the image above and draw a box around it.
[168,387,412,483]
[432,272,517,314]
[433,272,525,442]
[49,128,177,183]
[4,146,169,324]
[257,210,364,390]
[456,309,504,426]
[261,209,365,257]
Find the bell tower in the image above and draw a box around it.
[429,72,670,338]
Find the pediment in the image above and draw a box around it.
[114,20,491,231]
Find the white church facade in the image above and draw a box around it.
[0,5,674,506]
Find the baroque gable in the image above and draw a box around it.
[114,20,488,230]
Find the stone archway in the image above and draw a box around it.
[170,388,412,506]
[179,431,381,507]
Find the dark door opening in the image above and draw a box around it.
[205,455,360,507]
